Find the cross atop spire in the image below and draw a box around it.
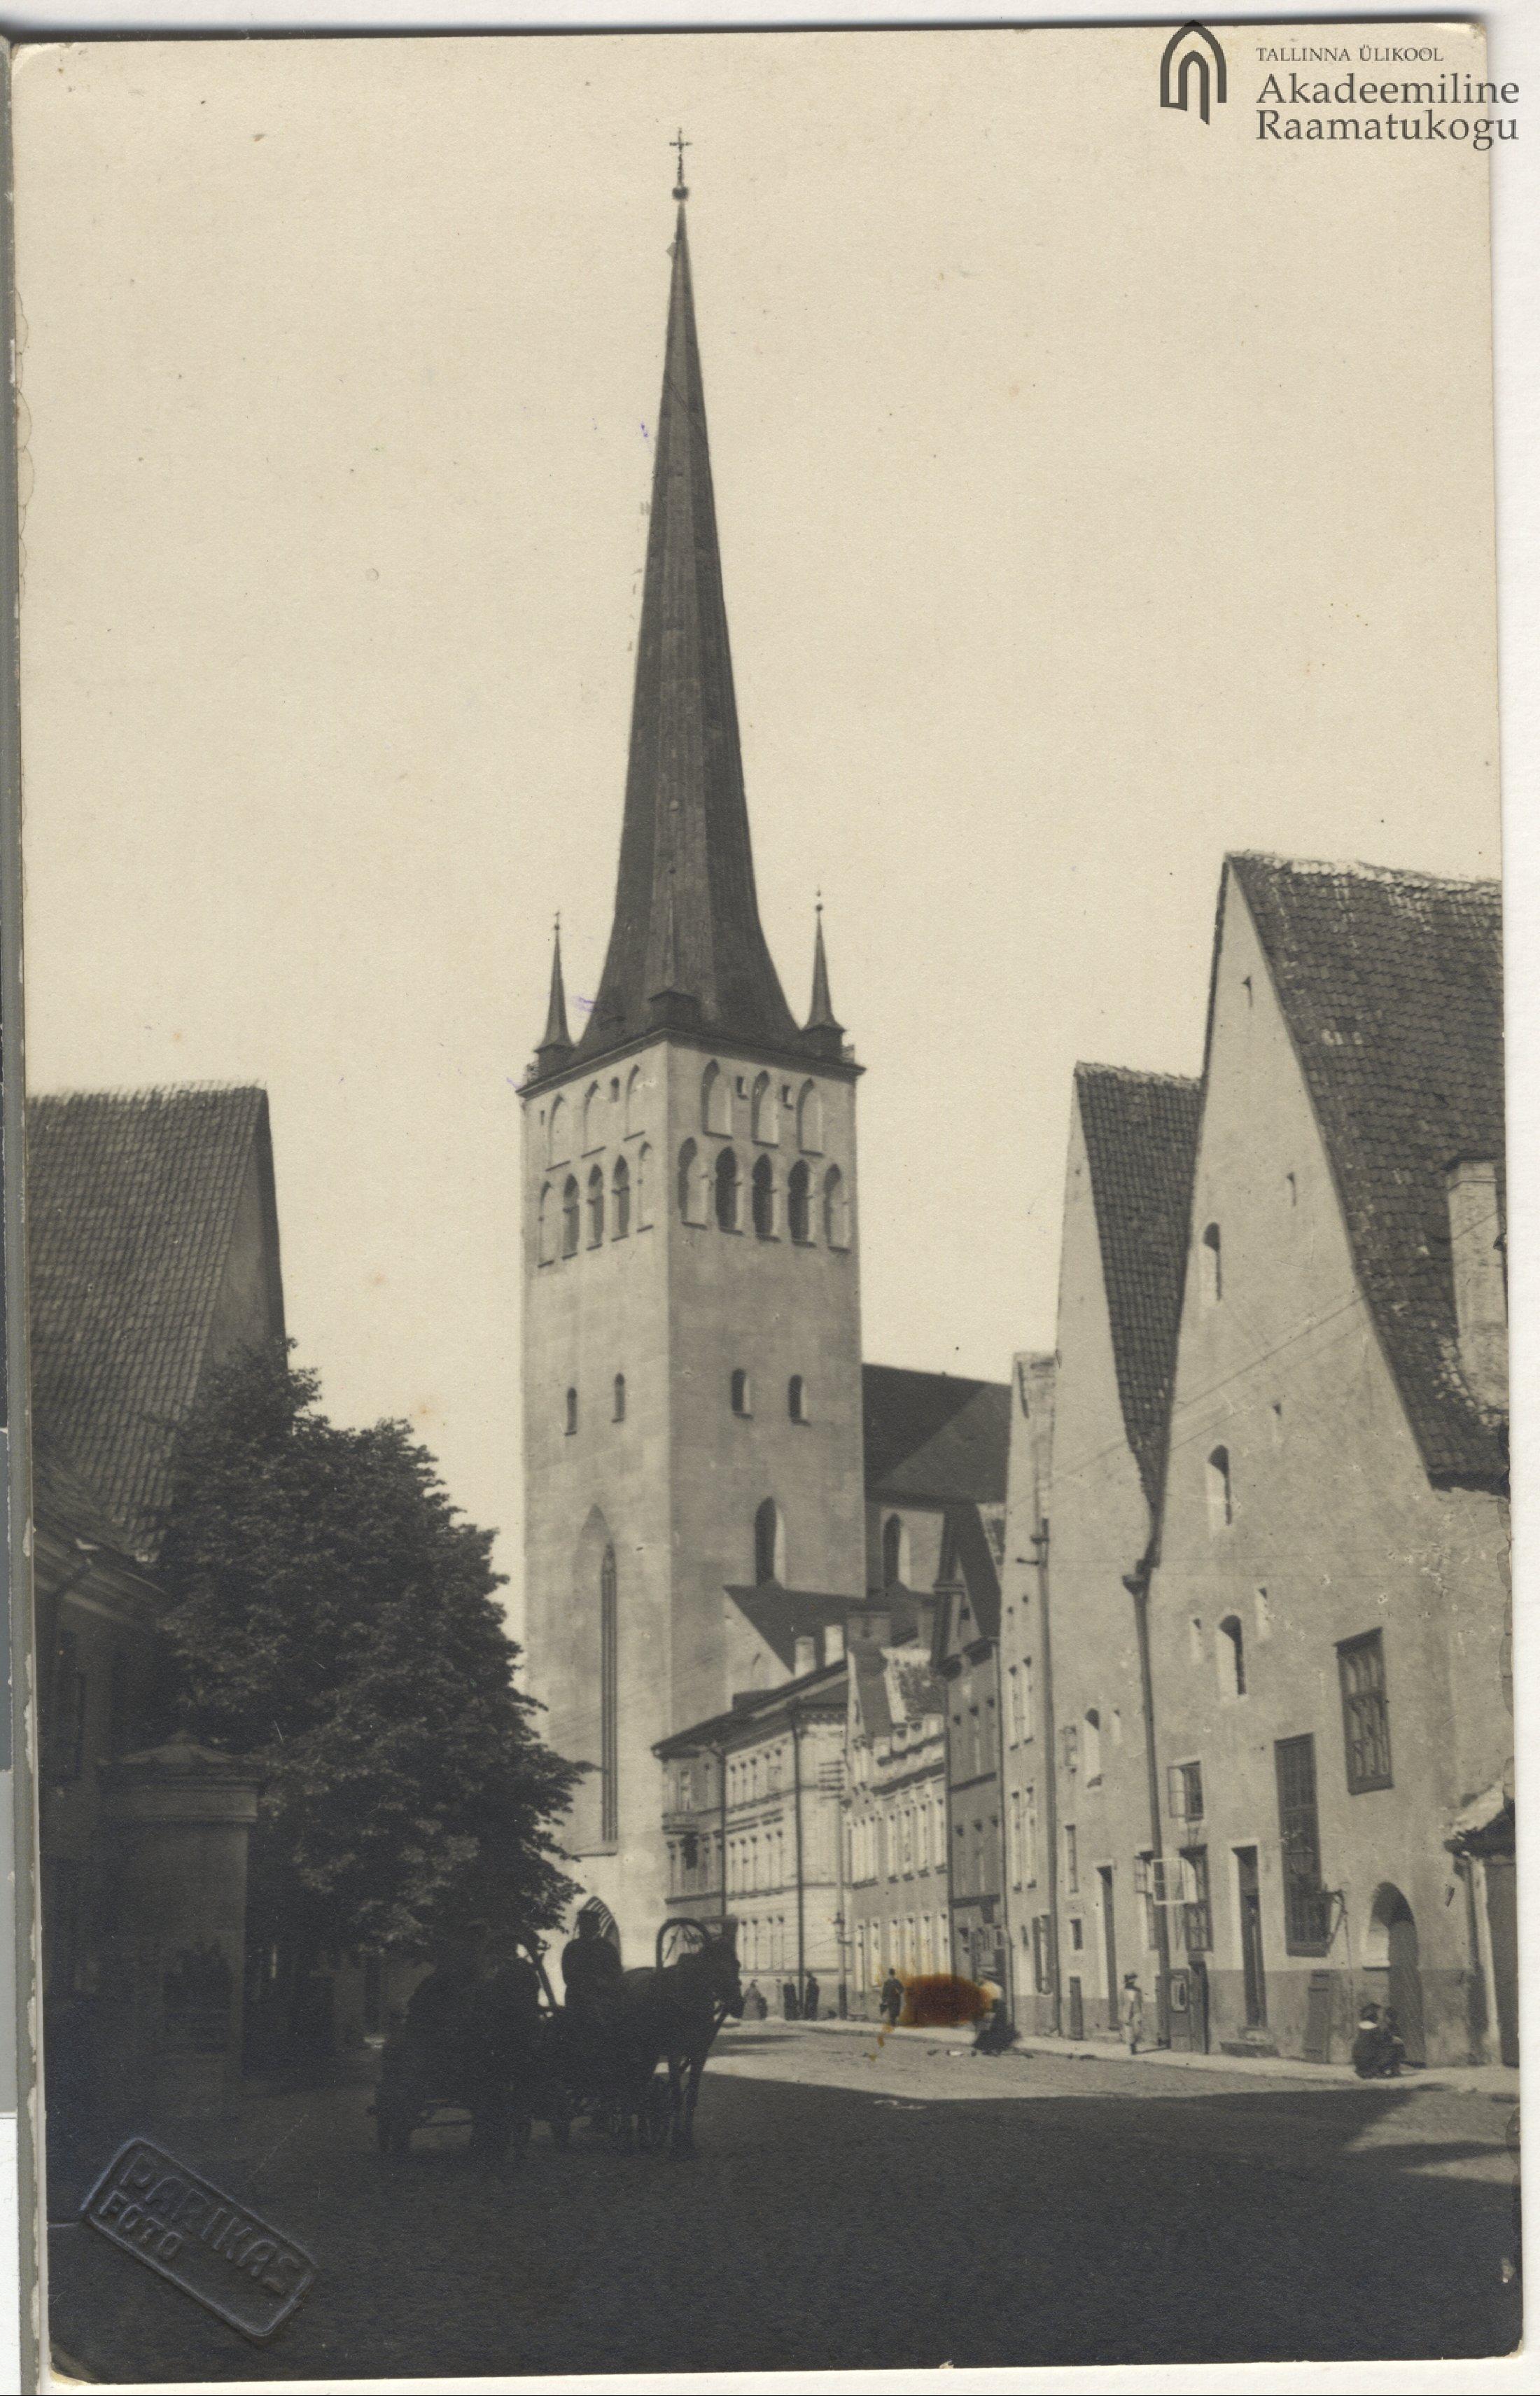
[552,193,844,1081]
[671,127,691,201]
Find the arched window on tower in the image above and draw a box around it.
[677,1140,707,1226]
[823,1165,850,1249]
[788,1159,812,1245]
[715,1148,741,1232]
[565,1386,578,1437]
[754,1498,786,1586]
[752,1154,776,1239]
[547,1094,569,1166]
[701,1061,730,1137]
[587,1164,606,1247]
[538,1183,556,1265]
[1219,1613,1247,1696]
[1206,1446,1233,1532]
[611,1155,631,1239]
[788,1374,807,1423]
[1200,1222,1222,1308]
[1083,1708,1102,1786]
[636,1142,652,1228]
[583,1082,604,1152]
[751,1072,779,1145]
[624,1066,644,1139]
[731,1368,752,1418]
[562,1176,580,1258]
[796,1080,823,1153]
[612,1372,626,1423]
[882,1513,912,1588]
[599,1545,618,1844]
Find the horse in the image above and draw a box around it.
[608,1924,743,2156]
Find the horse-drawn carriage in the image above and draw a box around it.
[371,1917,740,2160]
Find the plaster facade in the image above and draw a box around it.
[1148,864,1511,2066]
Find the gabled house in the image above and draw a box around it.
[1147,855,1511,2066]
[1026,1067,1199,2042]
[27,1085,286,2089]
[932,1502,1010,2001]
[845,1616,948,2013]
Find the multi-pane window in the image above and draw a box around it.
[1063,1822,1079,1895]
[1009,1789,1023,1886]
[1166,1759,1204,1824]
[1180,1845,1213,1953]
[1275,1733,1331,1953]
[1031,1914,1055,1995]
[1338,1630,1392,1792]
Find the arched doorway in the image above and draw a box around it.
[1366,1883,1424,2065]
[578,1895,621,1962]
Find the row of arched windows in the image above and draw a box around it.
[544,1068,648,1166]
[542,1063,829,1167]
[677,1145,850,1248]
[701,1061,824,1152]
[538,1149,652,1265]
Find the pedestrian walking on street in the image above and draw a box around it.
[880,1969,904,2028]
[782,1977,797,2021]
[803,1973,820,2020]
[1120,1973,1145,2055]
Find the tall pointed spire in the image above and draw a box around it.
[804,899,845,1057]
[536,918,574,1071]
[568,182,804,1071]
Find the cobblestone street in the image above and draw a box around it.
[49,2024,1520,2381]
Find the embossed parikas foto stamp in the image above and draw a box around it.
[80,2140,315,2342]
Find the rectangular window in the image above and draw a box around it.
[1023,1655,1035,1736]
[1180,1844,1212,1953]
[1063,1822,1079,1895]
[1031,1914,1054,1994]
[1275,1734,1332,1953]
[1009,1789,1023,1888]
[1337,1630,1392,1793]
[1166,1760,1204,1823]
[1023,1785,1038,1885]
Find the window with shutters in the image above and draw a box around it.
[1275,1733,1331,1953]
[1337,1630,1392,1792]
[1166,1759,1204,1823]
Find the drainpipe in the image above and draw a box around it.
[790,1706,806,2000]
[1124,1550,1172,2049]
[1028,1523,1062,2034]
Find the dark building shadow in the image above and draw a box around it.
[48,2070,1520,2383]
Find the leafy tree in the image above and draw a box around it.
[156,1342,580,1985]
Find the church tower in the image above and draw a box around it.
[519,181,867,1957]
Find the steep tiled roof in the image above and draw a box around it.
[1075,1066,1201,1512]
[862,1365,1011,1505]
[27,1086,282,1559]
[1231,853,1504,1484]
[934,1501,1003,1650]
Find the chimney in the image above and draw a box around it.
[1446,1160,1507,1411]
[822,1621,846,1665]
[792,1634,818,1678]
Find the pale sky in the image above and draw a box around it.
[15,28,1499,1628]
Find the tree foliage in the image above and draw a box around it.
[157,1342,580,1960]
